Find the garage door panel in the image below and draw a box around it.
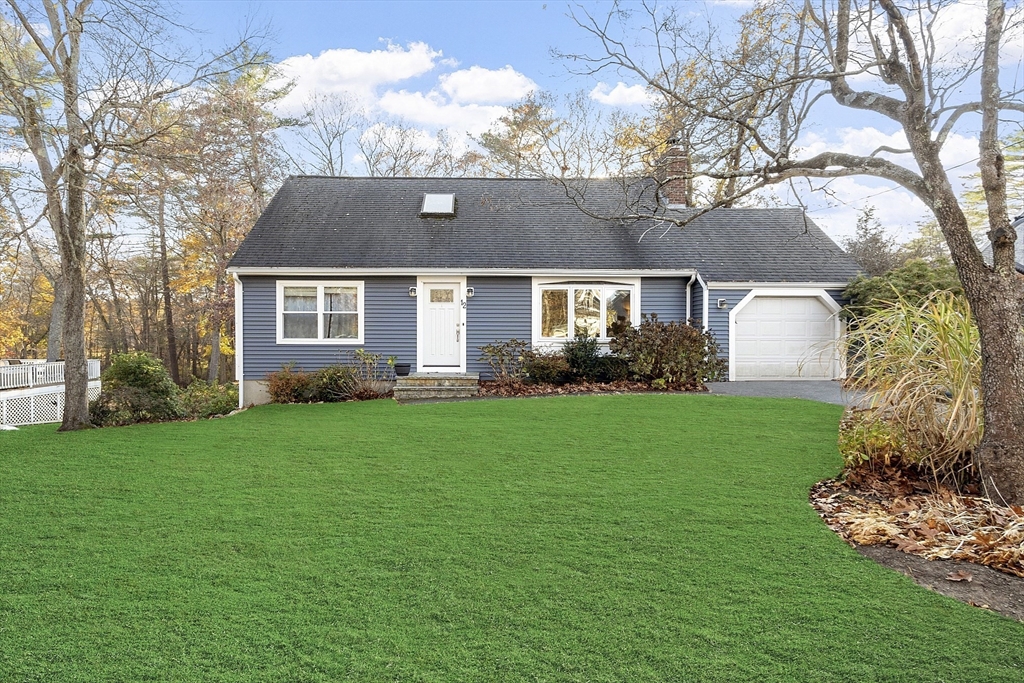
[734,295,838,380]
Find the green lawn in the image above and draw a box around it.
[0,395,1021,682]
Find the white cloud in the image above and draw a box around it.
[589,82,653,107]
[275,41,442,112]
[377,90,506,136]
[929,0,1023,67]
[846,0,1022,72]
[439,66,536,104]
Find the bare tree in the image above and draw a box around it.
[291,92,364,176]
[357,120,433,177]
[0,1,261,429]
[564,0,1024,501]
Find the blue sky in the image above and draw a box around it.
[173,1,1023,241]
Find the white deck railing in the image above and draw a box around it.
[0,360,101,391]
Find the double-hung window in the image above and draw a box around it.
[536,281,637,342]
[277,281,364,344]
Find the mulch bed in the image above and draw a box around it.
[478,380,706,397]
[811,469,1024,620]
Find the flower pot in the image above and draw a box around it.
[394,363,411,377]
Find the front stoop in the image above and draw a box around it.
[393,372,480,402]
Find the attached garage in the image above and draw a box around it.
[729,290,843,381]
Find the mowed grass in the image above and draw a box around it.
[0,395,1021,682]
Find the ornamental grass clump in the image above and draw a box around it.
[840,291,982,486]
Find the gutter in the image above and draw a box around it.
[228,266,699,278]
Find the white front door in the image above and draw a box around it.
[421,282,462,368]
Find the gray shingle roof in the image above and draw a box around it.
[980,239,1024,274]
[228,176,861,282]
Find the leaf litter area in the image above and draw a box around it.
[811,469,1024,621]
[478,380,684,397]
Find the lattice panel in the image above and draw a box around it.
[33,390,63,423]
[2,396,33,426]
[1,382,101,426]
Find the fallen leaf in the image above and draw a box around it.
[945,570,973,583]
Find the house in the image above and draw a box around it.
[227,176,860,405]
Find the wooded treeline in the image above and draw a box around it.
[0,6,651,385]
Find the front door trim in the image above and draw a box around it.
[416,275,467,373]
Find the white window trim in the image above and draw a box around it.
[727,288,844,382]
[275,280,365,345]
[416,276,467,373]
[531,276,641,348]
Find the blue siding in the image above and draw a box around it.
[690,283,704,326]
[241,276,417,380]
[827,288,848,308]
[467,276,532,378]
[640,278,689,322]
[707,289,750,360]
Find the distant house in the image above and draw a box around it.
[227,176,860,405]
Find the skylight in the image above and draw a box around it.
[421,193,456,216]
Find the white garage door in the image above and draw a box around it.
[733,296,837,380]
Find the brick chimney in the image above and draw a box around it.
[656,140,693,207]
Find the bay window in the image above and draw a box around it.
[536,281,637,342]
[277,281,364,344]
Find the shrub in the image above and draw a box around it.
[844,258,963,318]
[267,351,395,404]
[609,314,725,389]
[523,350,570,385]
[267,364,317,403]
[595,355,630,382]
[89,352,181,426]
[562,335,603,383]
[840,291,981,485]
[837,409,910,471]
[341,349,395,400]
[312,364,358,402]
[523,350,571,385]
[179,381,239,419]
[478,338,530,385]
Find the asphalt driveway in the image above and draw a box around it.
[706,381,865,406]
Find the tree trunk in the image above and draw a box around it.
[207,308,221,384]
[972,288,1024,504]
[157,191,181,384]
[58,242,91,431]
[46,281,64,362]
[928,188,1024,504]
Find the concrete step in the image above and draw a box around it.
[396,373,479,389]
[393,373,480,402]
[393,385,479,401]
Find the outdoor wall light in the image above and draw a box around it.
[466,287,475,298]
[409,287,417,297]
[717,298,728,309]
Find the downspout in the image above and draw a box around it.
[233,272,244,409]
[685,274,695,322]
[695,272,709,331]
